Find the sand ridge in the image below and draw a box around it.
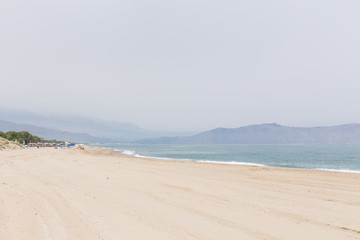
[0,148,359,240]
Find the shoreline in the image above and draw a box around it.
[94,146,360,174]
[1,147,359,239]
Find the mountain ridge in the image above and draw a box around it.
[0,108,195,141]
[0,119,112,143]
[136,123,360,144]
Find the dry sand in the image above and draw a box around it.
[0,148,359,240]
[0,137,24,150]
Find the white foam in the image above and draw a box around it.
[316,168,360,174]
[111,147,360,174]
[121,150,137,156]
[118,149,266,166]
[197,160,266,167]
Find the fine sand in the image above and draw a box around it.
[0,148,359,240]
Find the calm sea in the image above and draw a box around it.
[93,144,360,173]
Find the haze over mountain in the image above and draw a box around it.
[0,119,110,143]
[137,123,360,144]
[2,109,360,144]
[0,108,194,142]
[2,0,360,132]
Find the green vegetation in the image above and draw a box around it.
[0,131,41,144]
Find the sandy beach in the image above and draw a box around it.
[0,148,359,240]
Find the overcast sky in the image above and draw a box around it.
[1,0,360,131]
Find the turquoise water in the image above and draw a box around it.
[94,144,360,173]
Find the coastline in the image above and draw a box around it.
[1,147,359,239]
[101,146,360,174]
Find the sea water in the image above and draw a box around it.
[93,144,360,173]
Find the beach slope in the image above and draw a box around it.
[0,148,359,240]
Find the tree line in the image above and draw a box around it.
[0,131,42,144]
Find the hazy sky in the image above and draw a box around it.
[1,0,360,131]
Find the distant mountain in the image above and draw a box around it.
[0,108,194,141]
[0,119,111,143]
[136,123,360,144]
